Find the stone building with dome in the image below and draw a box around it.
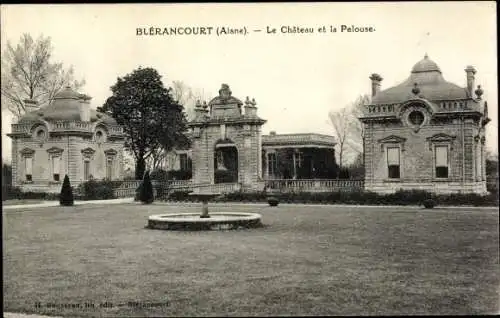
[360,54,490,194]
[7,86,126,193]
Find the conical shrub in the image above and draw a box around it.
[139,170,154,204]
[59,174,74,206]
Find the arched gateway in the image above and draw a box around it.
[188,84,266,189]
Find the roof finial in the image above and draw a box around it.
[424,52,428,59]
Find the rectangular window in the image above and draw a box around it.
[84,160,90,181]
[25,157,33,181]
[435,146,449,178]
[268,153,278,177]
[387,147,400,179]
[295,152,304,168]
[179,154,189,171]
[106,158,113,180]
[52,156,60,182]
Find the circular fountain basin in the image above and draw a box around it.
[147,212,263,231]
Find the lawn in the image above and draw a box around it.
[3,203,499,316]
[2,199,55,206]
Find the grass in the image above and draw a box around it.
[3,203,499,316]
[2,199,54,206]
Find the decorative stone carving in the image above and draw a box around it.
[426,133,456,150]
[46,147,64,155]
[20,148,35,157]
[378,135,407,152]
[81,147,96,159]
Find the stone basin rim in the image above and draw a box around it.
[149,212,262,223]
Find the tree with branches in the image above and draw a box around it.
[1,33,85,119]
[171,80,211,121]
[329,106,349,169]
[98,67,189,179]
[329,94,371,168]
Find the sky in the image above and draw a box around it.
[1,2,497,164]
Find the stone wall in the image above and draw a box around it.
[191,123,262,189]
[364,120,486,194]
[12,135,124,193]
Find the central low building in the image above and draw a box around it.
[167,84,338,190]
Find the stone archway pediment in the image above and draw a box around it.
[20,148,35,156]
[104,148,117,156]
[81,147,96,158]
[47,146,64,154]
[426,133,456,142]
[426,133,456,150]
[378,135,407,144]
[378,135,407,152]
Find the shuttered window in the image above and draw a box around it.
[435,146,449,178]
[25,157,33,181]
[52,156,60,181]
[387,147,400,179]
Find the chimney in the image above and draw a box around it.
[465,65,476,96]
[369,73,383,97]
[270,131,276,136]
[78,94,92,122]
[23,99,39,112]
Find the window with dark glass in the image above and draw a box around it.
[84,160,90,181]
[106,158,113,180]
[435,146,449,178]
[52,156,60,181]
[387,147,400,179]
[25,157,33,181]
[409,111,424,126]
[179,153,190,171]
[268,153,278,177]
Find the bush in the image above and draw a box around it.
[214,169,236,183]
[423,199,436,209]
[167,191,192,202]
[139,171,154,204]
[267,196,279,207]
[78,180,117,200]
[59,175,74,206]
[183,189,498,207]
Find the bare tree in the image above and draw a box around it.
[1,33,85,119]
[329,95,371,168]
[171,80,210,121]
[345,94,371,156]
[329,106,350,168]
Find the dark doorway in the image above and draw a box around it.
[214,146,238,183]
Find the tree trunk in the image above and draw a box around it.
[135,157,146,180]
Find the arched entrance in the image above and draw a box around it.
[214,141,238,184]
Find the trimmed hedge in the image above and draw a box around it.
[158,189,499,207]
[2,186,59,201]
[77,180,117,200]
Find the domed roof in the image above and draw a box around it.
[371,54,468,105]
[17,86,117,124]
[411,54,441,73]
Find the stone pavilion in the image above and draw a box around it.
[7,86,126,193]
[360,54,490,194]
